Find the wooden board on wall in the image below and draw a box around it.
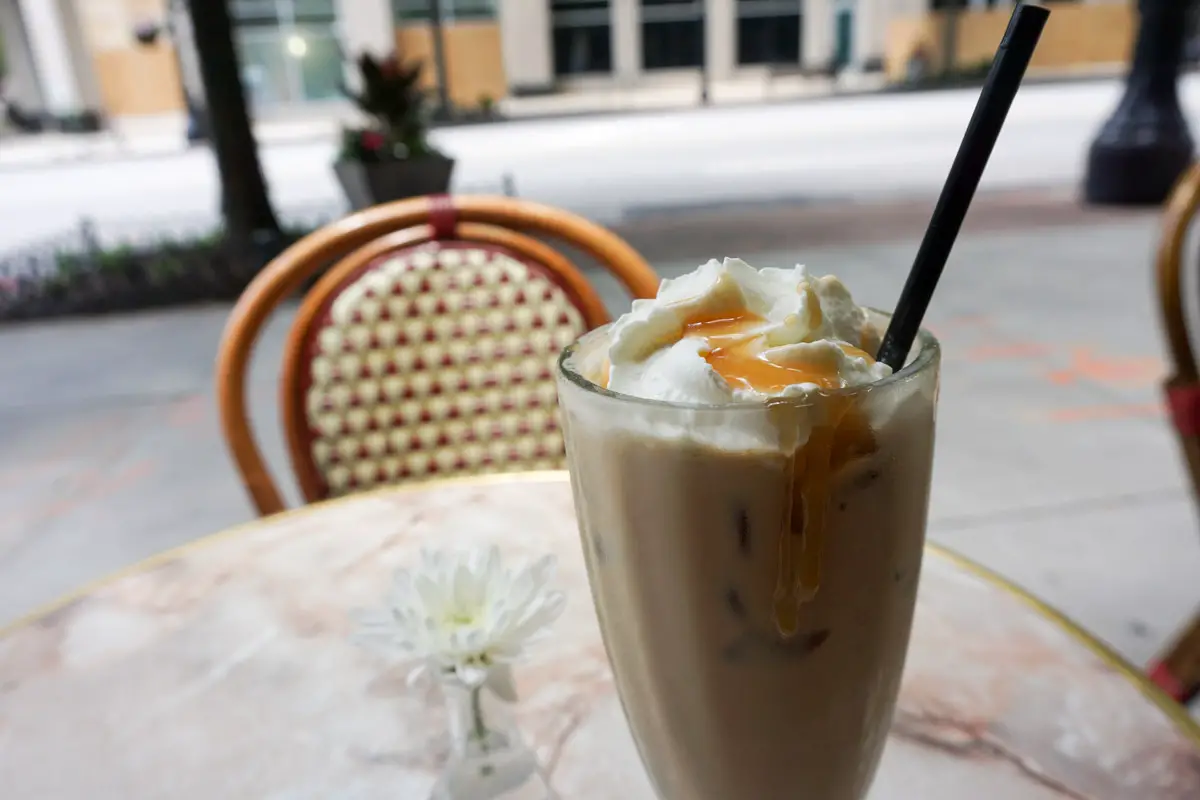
[954,3,1135,69]
[885,2,1136,81]
[92,44,184,115]
[74,0,167,50]
[76,0,182,115]
[883,16,937,82]
[395,22,508,108]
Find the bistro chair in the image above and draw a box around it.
[1151,163,1200,706]
[217,194,660,517]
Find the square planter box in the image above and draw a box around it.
[334,156,456,210]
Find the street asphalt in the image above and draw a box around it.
[7,75,1200,253]
[0,188,1196,694]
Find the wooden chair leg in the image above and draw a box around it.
[1148,608,1200,705]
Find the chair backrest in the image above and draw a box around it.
[1156,163,1200,505]
[1152,163,1200,705]
[217,194,660,516]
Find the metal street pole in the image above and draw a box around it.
[427,0,452,116]
[698,3,710,106]
[1083,0,1194,205]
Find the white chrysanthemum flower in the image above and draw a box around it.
[355,546,567,695]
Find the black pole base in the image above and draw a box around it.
[1083,138,1193,206]
[185,107,211,145]
[1081,0,1196,207]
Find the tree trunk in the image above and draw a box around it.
[186,0,281,265]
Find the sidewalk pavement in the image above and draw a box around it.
[0,116,338,169]
[0,192,1195,688]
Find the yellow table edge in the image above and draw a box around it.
[3,470,1197,746]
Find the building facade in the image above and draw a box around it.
[1,0,103,115]
[0,0,1129,121]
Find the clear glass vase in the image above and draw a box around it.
[430,675,556,800]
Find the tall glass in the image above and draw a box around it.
[555,313,939,800]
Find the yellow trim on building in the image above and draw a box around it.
[885,2,1136,83]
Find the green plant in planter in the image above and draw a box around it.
[339,53,440,164]
[334,52,456,209]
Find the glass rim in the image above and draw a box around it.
[557,309,941,412]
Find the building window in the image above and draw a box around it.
[736,0,801,66]
[552,0,613,76]
[232,0,337,23]
[641,0,704,71]
[392,0,497,23]
[232,0,343,107]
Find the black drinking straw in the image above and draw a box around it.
[876,3,1050,372]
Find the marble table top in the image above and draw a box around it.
[1,472,1197,799]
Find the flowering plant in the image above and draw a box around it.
[355,546,567,692]
[338,51,440,164]
[355,546,565,798]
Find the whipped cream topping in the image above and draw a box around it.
[605,258,890,404]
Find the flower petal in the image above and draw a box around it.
[405,661,430,687]
[485,664,519,702]
[353,545,567,688]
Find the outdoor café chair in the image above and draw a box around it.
[216,194,659,517]
[1150,162,1200,706]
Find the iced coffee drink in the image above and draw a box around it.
[556,258,939,800]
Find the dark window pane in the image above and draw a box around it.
[551,0,610,10]
[553,25,613,75]
[642,19,703,69]
[737,14,801,65]
[553,0,611,75]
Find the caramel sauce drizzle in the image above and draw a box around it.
[683,310,879,637]
[769,401,875,635]
[684,312,840,393]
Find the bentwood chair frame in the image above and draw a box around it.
[217,194,660,517]
[1151,163,1200,706]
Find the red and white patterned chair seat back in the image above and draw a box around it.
[292,242,588,497]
